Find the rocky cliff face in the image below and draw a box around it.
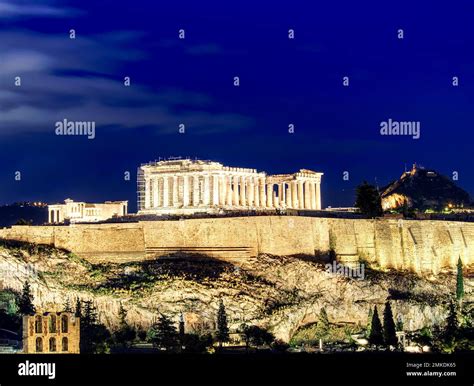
[0,241,471,342]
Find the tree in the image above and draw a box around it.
[63,298,72,313]
[240,324,275,349]
[366,307,373,336]
[82,300,98,326]
[74,297,82,318]
[443,301,458,342]
[395,315,404,332]
[319,307,330,334]
[181,333,213,353]
[17,281,35,315]
[272,339,290,353]
[7,299,19,316]
[178,313,185,350]
[113,303,136,348]
[456,257,464,302]
[216,299,229,347]
[147,314,178,351]
[383,301,397,347]
[355,182,383,218]
[368,305,384,346]
[79,300,111,353]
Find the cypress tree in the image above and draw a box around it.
[368,305,384,346]
[179,314,185,338]
[114,303,136,348]
[317,307,330,338]
[216,299,229,347]
[383,301,397,347]
[366,307,373,336]
[456,257,464,302]
[82,300,98,326]
[75,297,82,318]
[17,281,35,315]
[118,303,127,327]
[319,307,330,332]
[444,301,458,341]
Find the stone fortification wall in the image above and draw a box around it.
[0,217,472,275]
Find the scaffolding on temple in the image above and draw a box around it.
[137,166,146,212]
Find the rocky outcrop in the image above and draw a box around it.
[0,241,471,342]
[381,164,472,211]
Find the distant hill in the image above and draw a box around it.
[381,165,472,211]
[0,203,47,227]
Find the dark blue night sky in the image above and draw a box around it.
[1,0,473,211]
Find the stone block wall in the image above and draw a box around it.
[0,217,472,275]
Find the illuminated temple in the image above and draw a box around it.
[137,159,323,215]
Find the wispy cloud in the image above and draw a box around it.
[0,15,253,135]
[0,0,79,18]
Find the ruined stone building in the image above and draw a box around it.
[48,199,128,223]
[137,159,323,215]
[22,312,80,354]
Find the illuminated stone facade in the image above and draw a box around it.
[48,199,128,223]
[22,312,80,354]
[137,159,323,215]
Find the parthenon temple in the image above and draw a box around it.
[137,159,323,215]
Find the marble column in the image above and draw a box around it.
[279,183,286,208]
[240,177,247,206]
[219,176,226,206]
[259,178,266,207]
[248,178,255,207]
[233,176,240,206]
[193,175,200,206]
[304,180,311,209]
[144,178,151,209]
[315,178,321,210]
[266,183,273,207]
[226,176,233,206]
[253,178,259,207]
[153,177,159,208]
[203,175,210,205]
[286,182,292,208]
[48,210,52,223]
[172,176,179,207]
[161,176,168,207]
[291,181,298,208]
[277,184,283,208]
[212,175,219,205]
[310,181,317,209]
[297,181,304,209]
[183,175,190,206]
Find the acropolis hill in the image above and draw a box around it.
[0,159,473,343]
[0,159,473,276]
